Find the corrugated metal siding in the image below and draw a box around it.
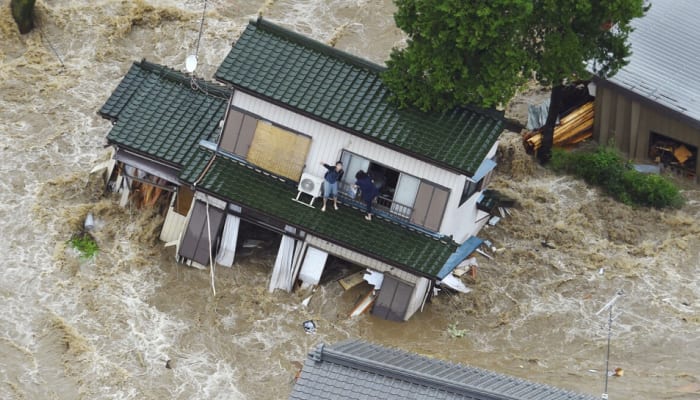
[305,235,420,285]
[159,206,187,243]
[233,91,477,237]
[595,84,700,178]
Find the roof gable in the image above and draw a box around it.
[603,0,700,124]
[180,150,459,278]
[291,340,597,400]
[99,61,231,167]
[216,19,504,176]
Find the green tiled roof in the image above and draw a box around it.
[180,150,459,278]
[99,60,231,167]
[216,19,504,176]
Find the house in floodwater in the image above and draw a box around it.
[98,18,504,321]
[290,340,597,400]
[591,0,700,181]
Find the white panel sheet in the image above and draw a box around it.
[298,246,328,285]
[269,235,296,293]
[215,214,240,267]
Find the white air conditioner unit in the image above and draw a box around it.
[293,173,325,207]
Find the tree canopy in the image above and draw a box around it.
[383,0,648,111]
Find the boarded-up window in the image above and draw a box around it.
[410,181,449,231]
[178,201,225,265]
[372,274,414,321]
[175,186,194,216]
[220,109,258,157]
[246,122,311,181]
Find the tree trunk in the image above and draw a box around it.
[10,0,36,34]
[537,84,564,165]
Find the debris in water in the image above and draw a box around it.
[541,240,556,249]
[475,248,493,260]
[488,216,501,226]
[610,367,623,377]
[598,268,605,275]
[242,239,266,248]
[165,359,172,369]
[84,212,95,231]
[453,257,478,277]
[302,320,316,334]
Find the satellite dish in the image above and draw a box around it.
[185,55,198,73]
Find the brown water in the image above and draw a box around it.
[1,1,699,399]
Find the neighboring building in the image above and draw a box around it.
[592,0,699,180]
[290,340,597,400]
[98,18,504,321]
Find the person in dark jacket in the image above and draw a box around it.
[353,170,379,221]
[320,161,344,212]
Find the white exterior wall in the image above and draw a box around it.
[233,92,491,241]
[404,276,431,320]
[445,140,499,242]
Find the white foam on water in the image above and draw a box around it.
[2,1,699,400]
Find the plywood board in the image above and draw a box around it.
[247,122,311,181]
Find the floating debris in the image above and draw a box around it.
[302,320,316,334]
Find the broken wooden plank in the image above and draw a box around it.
[349,289,376,318]
[476,248,493,260]
[338,271,365,291]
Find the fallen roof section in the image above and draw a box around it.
[215,18,504,176]
[99,60,231,167]
[291,340,598,400]
[180,149,459,278]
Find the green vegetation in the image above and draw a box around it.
[383,0,647,162]
[69,233,99,259]
[550,147,684,209]
[447,323,467,338]
[11,0,36,34]
[383,0,647,111]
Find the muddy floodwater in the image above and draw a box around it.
[1,1,699,399]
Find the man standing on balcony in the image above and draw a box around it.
[354,170,379,221]
[320,161,344,212]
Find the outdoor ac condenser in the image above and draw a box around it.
[293,173,324,207]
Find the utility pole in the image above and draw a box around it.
[595,289,624,400]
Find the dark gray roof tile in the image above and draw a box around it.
[290,340,597,400]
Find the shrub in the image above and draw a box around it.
[549,146,684,209]
[69,233,99,259]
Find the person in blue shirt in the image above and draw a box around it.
[353,170,379,221]
[320,161,344,212]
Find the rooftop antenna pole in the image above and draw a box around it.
[185,0,208,74]
[595,289,624,400]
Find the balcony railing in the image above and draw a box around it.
[337,181,414,221]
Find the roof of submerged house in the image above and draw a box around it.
[290,340,597,400]
[180,149,459,278]
[215,18,504,176]
[599,0,700,125]
[99,60,231,167]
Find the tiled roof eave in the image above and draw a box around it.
[225,84,486,177]
[107,141,184,170]
[192,183,446,280]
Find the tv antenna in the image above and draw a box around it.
[185,0,208,74]
[595,289,624,399]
